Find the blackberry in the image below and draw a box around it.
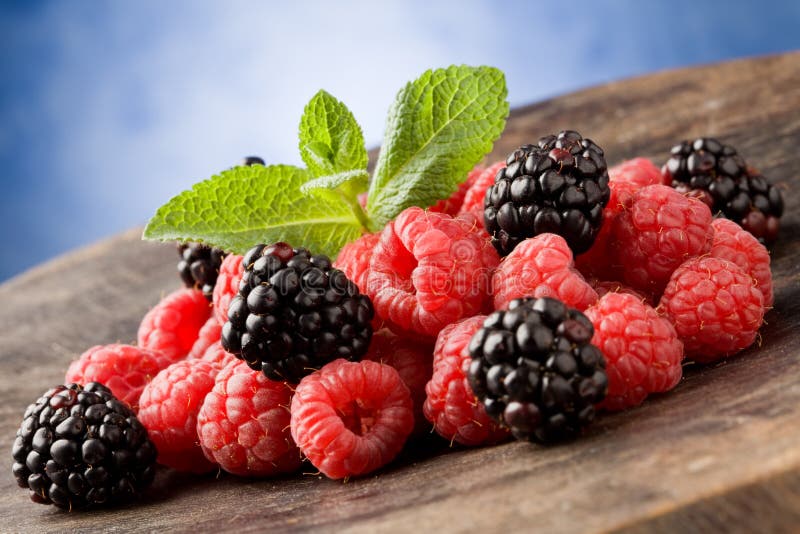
[177,243,227,301]
[11,382,156,510]
[467,297,607,443]
[241,156,265,166]
[663,137,784,244]
[220,242,374,383]
[484,130,610,256]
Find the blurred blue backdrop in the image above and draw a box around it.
[1,0,799,281]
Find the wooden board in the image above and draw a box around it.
[1,52,799,533]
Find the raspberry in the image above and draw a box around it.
[467,298,607,442]
[610,184,714,298]
[187,316,222,359]
[709,218,773,307]
[333,232,380,294]
[199,341,238,367]
[429,165,485,216]
[484,132,610,256]
[367,207,500,338]
[423,316,509,446]
[196,360,300,477]
[138,288,211,364]
[290,359,414,479]
[589,279,651,305]
[609,157,665,188]
[11,382,156,509]
[459,161,506,224]
[492,233,598,312]
[212,254,244,326]
[65,344,168,411]
[584,293,683,411]
[659,257,765,363]
[138,360,220,473]
[364,329,434,435]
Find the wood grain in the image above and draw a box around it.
[1,52,799,533]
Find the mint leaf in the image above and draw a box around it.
[299,90,368,178]
[366,65,508,230]
[299,169,370,195]
[143,164,363,257]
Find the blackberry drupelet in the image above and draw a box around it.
[177,243,227,301]
[241,156,265,166]
[11,382,156,510]
[220,242,374,383]
[467,297,607,443]
[663,137,784,244]
[484,130,610,256]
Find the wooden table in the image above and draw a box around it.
[1,52,799,533]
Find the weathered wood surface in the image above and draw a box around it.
[1,52,799,533]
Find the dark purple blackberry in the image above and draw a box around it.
[220,242,374,383]
[663,137,784,244]
[177,243,227,301]
[241,156,265,166]
[11,382,156,510]
[484,130,610,256]
[467,297,607,443]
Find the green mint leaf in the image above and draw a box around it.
[299,90,368,178]
[142,164,363,257]
[366,65,508,230]
[299,169,370,195]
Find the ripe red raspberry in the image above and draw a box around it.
[138,288,211,364]
[709,218,773,307]
[584,293,683,411]
[364,329,434,435]
[212,254,244,326]
[429,165,485,216]
[610,184,714,298]
[367,207,499,337]
[65,344,168,411]
[290,359,414,479]
[458,161,506,224]
[187,316,222,359]
[199,340,238,367]
[609,158,665,188]
[333,232,380,294]
[423,316,509,446]
[659,257,765,363]
[492,233,598,312]
[138,359,220,473]
[197,359,300,477]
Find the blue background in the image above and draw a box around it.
[1,0,799,281]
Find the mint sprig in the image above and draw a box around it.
[143,66,508,258]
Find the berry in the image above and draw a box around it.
[11,382,156,509]
[65,344,168,411]
[429,165,485,216]
[290,359,414,479]
[589,279,651,305]
[220,242,374,383]
[584,293,683,411]
[609,157,665,188]
[467,297,608,442]
[138,360,220,473]
[365,329,434,435]
[138,288,212,365]
[187,316,222,359]
[709,218,773,307]
[196,360,300,477]
[459,161,507,224]
[366,207,500,338]
[492,234,598,312]
[212,254,244,326]
[199,341,238,367]
[333,232,380,295]
[423,316,510,446]
[484,131,610,256]
[241,156,265,166]
[659,257,765,363]
[610,184,714,298]
[177,243,227,301]
[663,137,784,244]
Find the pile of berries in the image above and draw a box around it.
[12,135,781,511]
